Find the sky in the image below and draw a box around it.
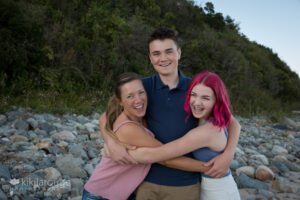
[196,0,300,77]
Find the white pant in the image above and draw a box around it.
[201,174,240,200]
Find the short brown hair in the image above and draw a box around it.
[148,27,180,48]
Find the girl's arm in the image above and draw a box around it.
[127,123,216,164]
[204,116,240,177]
[116,123,210,172]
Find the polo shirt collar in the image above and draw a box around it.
[154,71,187,90]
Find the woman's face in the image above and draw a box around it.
[119,80,147,121]
[189,84,216,120]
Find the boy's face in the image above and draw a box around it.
[148,39,181,77]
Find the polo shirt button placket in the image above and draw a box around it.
[166,91,172,107]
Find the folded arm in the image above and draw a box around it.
[129,123,215,165]
[118,123,210,172]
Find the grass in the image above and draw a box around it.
[0,89,108,115]
[0,89,298,121]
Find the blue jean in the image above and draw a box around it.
[82,189,108,200]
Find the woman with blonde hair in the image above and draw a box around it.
[83,72,209,200]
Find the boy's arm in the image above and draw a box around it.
[99,113,137,164]
[204,116,240,177]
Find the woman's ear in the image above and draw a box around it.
[117,98,123,107]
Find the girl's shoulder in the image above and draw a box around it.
[194,121,224,135]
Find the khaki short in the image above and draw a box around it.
[136,181,200,200]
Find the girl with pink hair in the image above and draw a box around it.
[130,71,240,200]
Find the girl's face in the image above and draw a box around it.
[189,84,216,120]
[119,80,147,121]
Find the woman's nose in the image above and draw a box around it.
[134,95,142,102]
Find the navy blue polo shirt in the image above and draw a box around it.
[142,72,199,186]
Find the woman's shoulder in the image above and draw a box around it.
[114,113,144,133]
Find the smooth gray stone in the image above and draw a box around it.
[0,163,10,180]
[38,123,55,134]
[0,188,7,200]
[236,173,270,190]
[14,120,29,131]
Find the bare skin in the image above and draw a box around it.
[110,112,210,172]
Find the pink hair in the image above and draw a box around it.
[184,71,231,128]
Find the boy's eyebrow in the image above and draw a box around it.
[165,48,174,51]
[150,50,160,54]
[151,47,174,53]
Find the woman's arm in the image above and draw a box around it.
[117,123,210,172]
[99,114,137,164]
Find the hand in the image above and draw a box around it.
[101,144,110,157]
[128,148,151,164]
[204,153,231,178]
[107,140,138,165]
[99,114,106,138]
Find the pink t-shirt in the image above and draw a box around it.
[84,121,153,200]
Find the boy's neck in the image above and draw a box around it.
[159,72,179,89]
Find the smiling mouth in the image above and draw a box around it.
[193,107,204,113]
[134,104,145,112]
[159,63,171,67]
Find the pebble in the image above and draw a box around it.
[0,108,299,199]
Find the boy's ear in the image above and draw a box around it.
[178,48,182,60]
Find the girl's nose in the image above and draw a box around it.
[194,97,202,105]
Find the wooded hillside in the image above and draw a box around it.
[1,0,299,114]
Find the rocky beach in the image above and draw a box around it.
[0,107,299,200]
